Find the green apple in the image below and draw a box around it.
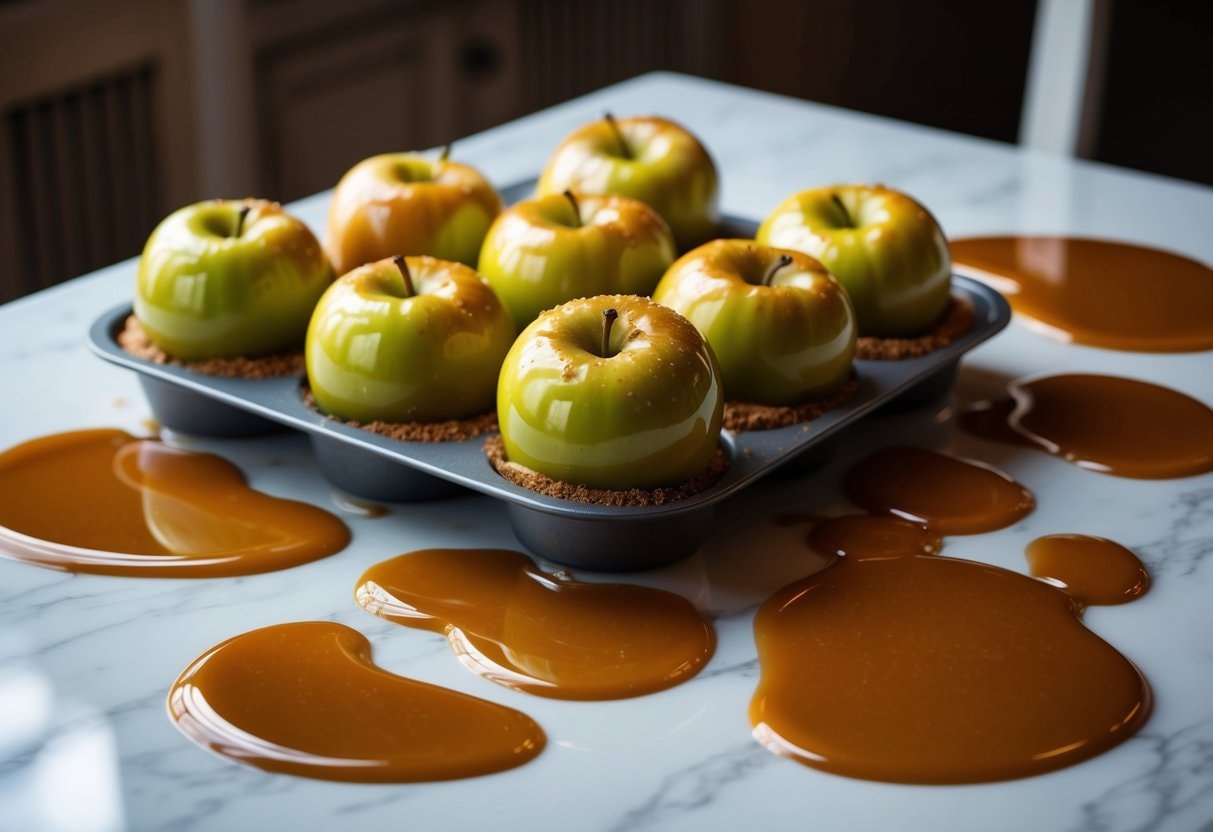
[325,148,501,275]
[653,240,856,405]
[756,185,951,337]
[135,199,334,361]
[307,255,515,423]
[497,295,723,490]
[477,191,677,328]
[536,114,719,250]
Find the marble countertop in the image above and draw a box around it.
[1,73,1211,832]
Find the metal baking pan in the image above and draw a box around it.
[87,192,1010,571]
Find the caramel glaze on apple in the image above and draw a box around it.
[326,153,502,274]
[961,374,1213,479]
[951,236,1213,352]
[844,445,1035,534]
[168,621,545,782]
[751,514,1151,784]
[0,429,349,577]
[356,548,715,700]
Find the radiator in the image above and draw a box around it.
[3,63,160,301]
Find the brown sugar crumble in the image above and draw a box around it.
[723,376,859,432]
[118,316,304,378]
[302,387,497,442]
[855,294,975,360]
[484,434,729,507]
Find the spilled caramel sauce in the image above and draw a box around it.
[1027,534,1149,607]
[168,621,545,782]
[951,236,1213,352]
[808,514,941,558]
[751,514,1151,784]
[0,429,349,576]
[844,445,1034,534]
[962,374,1213,479]
[356,548,715,700]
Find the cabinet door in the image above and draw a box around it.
[256,17,458,202]
[446,0,521,138]
[0,0,197,300]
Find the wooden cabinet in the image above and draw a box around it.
[0,0,723,300]
[0,0,199,301]
[250,0,523,202]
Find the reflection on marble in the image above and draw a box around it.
[0,73,1211,831]
[0,635,126,832]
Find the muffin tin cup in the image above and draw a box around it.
[878,358,960,414]
[89,268,1008,571]
[137,376,287,437]
[309,434,467,503]
[506,501,717,571]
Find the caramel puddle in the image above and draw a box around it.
[808,514,942,558]
[0,429,349,576]
[1027,534,1149,607]
[751,515,1151,784]
[961,374,1213,479]
[844,446,1034,534]
[168,621,545,782]
[951,235,1213,352]
[356,548,715,700]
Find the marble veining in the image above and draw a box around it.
[0,73,1211,831]
[1068,717,1213,832]
[1135,487,1213,578]
[603,743,777,832]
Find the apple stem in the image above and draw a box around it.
[601,308,619,358]
[831,193,853,228]
[439,144,451,163]
[234,205,250,238]
[604,112,631,159]
[563,190,581,227]
[392,255,415,298]
[764,254,794,286]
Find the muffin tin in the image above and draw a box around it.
[88,190,1011,571]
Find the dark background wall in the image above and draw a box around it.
[0,0,1209,302]
[1091,0,1213,185]
[731,0,1039,145]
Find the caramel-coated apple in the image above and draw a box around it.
[326,148,501,274]
[757,185,951,336]
[135,198,334,361]
[307,255,515,423]
[537,114,719,250]
[477,191,676,328]
[653,240,856,405]
[496,295,723,490]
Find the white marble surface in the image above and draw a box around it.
[1,72,1211,832]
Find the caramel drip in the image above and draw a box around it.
[951,236,1213,352]
[961,374,1213,479]
[0,429,349,576]
[356,548,715,700]
[1026,534,1150,607]
[752,515,1151,784]
[168,621,545,782]
[844,446,1034,534]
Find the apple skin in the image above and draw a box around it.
[325,152,502,275]
[307,256,515,423]
[497,295,723,490]
[135,199,334,361]
[653,240,856,406]
[536,116,719,250]
[477,193,677,328]
[756,185,951,337]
